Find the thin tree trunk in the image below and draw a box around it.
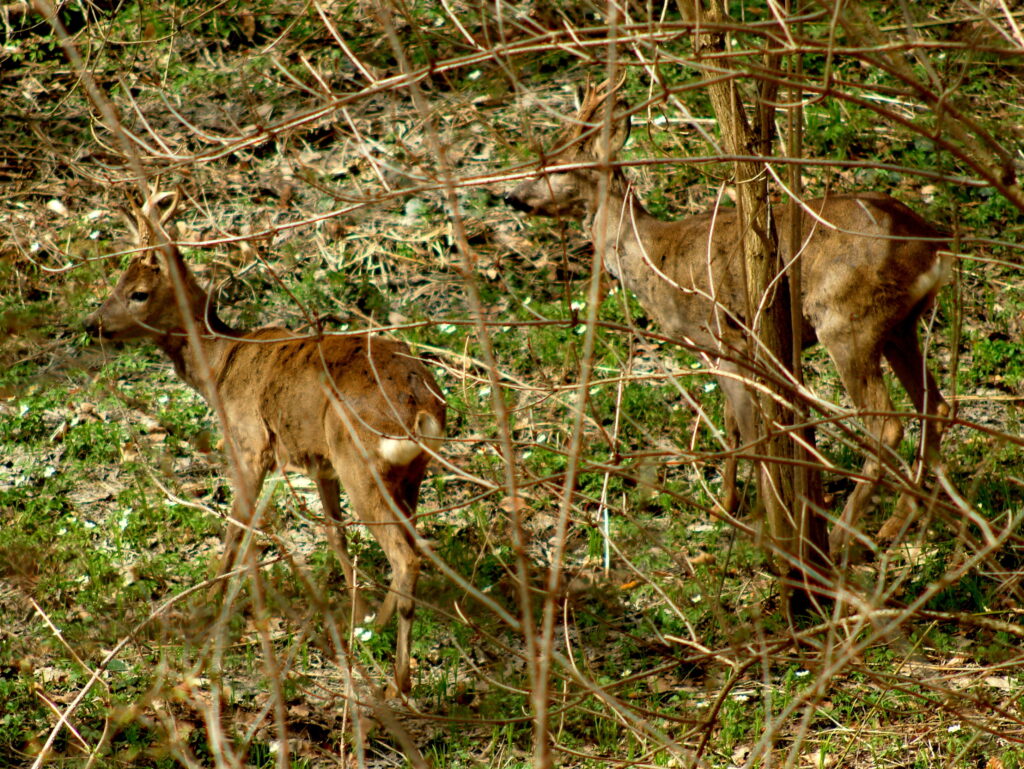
[784,18,832,609]
[689,0,829,615]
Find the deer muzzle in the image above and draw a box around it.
[503,190,534,213]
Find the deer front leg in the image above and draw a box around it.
[213,454,270,595]
[720,401,740,513]
[316,476,370,624]
[716,369,760,515]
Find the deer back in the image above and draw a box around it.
[623,193,948,338]
[507,91,950,355]
[214,328,445,472]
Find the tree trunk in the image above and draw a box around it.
[689,0,830,615]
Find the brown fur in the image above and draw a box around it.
[506,86,950,556]
[84,195,445,693]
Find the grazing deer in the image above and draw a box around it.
[84,190,445,694]
[505,85,951,557]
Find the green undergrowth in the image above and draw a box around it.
[4,216,1023,766]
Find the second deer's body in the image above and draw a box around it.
[506,90,951,556]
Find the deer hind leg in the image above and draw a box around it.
[334,455,424,695]
[316,476,370,624]
[825,343,904,559]
[379,465,426,696]
[877,321,950,542]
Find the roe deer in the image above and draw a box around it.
[505,85,951,557]
[84,190,445,693]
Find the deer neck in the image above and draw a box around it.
[584,176,654,284]
[155,278,239,401]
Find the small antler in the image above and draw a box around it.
[562,74,629,150]
[135,185,180,247]
[575,74,627,123]
[119,183,182,260]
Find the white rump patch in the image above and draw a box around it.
[908,251,954,304]
[378,437,425,466]
[377,413,443,466]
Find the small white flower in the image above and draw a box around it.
[46,199,68,216]
[795,669,810,678]
[947,724,961,733]
[703,381,716,393]
[570,300,586,312]
[438,323,457,334]
[355,627,373,642]
[467,70,482,81]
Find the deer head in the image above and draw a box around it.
[84,188,204,341]
[505,80,631,218]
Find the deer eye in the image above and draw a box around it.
[129,291,149,302]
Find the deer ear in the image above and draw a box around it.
[608,99,631,151]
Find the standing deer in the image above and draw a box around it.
[84,190,445,694]
[505,85,951,557]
